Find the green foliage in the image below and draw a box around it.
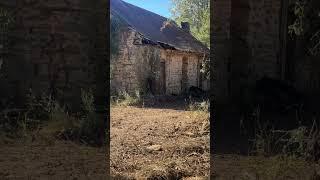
[0,8,13,27]
[112,90,142,107]
[170,0,210,47]
[0,88,104,146]
[80,88,95,113]
[250,106,320,162]
[187,100,209,112]
[288,0,307,36]
[288,0,320,56]
[26,89,54,122]
[200,56,210,79]
[78,88,104,145]
[170,0,210,79]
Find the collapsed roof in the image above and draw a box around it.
[110,0,209,54]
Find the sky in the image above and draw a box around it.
[122,0,172,18]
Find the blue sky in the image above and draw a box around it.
[122,0,172,18]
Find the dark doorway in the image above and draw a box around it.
[160,61,166,94]
[181,57,188,93]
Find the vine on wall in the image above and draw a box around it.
[288,0,320,56]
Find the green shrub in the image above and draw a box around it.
[187,100,209,112]
[0,88,105,146]
[78,88,104,146]
[40,102,79,142]
[250,106,320,162]
[114,90,142,107]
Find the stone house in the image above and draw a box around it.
[110,0,209,96]
[212,0,320,104]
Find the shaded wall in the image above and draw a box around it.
[213,0,283,104]
[212,0,232,104]
[0,0,108,111]
[213,0,320,105]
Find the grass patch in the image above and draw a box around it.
[186,100,210,135]
[111,90,143,107]
[249,106,320,162]
[237,106,320,179]
[187,100,209,112]
[0,88,104,146]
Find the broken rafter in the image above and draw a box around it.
[157,41,176,50]
[131,28,208,54]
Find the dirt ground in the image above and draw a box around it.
[111,102,320,180]
[212,154,320,180]
[1,102,319,179]
[0,140,108,179]
[110,104,210,179]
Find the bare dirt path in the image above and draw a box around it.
[111,105,210,179]
[0,140,107,179]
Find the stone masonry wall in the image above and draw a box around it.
[214,0,320,104]
[231,0,281,103]
[111,28,162,95]
[162,50,202,95]
[111,28,204,96]
[246,0,281,80]
[0,0,108,111]
[213,0,282,104]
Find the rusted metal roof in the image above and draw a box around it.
[110,0,209,54]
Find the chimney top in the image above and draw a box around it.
[181,22,190,33]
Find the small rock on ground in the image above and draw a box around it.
[146,145,162,151]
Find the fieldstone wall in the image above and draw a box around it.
[0,0,108,111]
[111,28,162,95]
[246,0,281,79]
[213,0,284,104]
[111,27,205,96]
[163,50,203,95]
[213,0,320,104]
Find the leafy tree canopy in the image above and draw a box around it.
[170,0,210,48]
[170,0,210,79]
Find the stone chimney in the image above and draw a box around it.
[181,22,190,33]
